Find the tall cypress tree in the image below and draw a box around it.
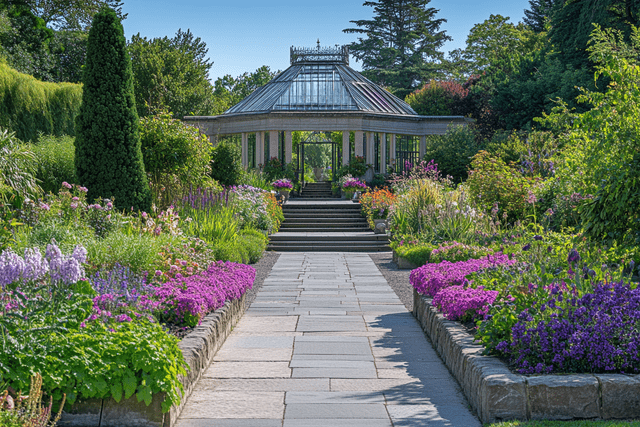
[75,7,151,212]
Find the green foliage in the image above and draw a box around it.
[209,140,243,186]
[237,228,267,264]
[129,29,214,118]
[139,111,212,186]
[540,26,640,243]
[394,242,436,266]
[211,66,277,114]
[74,8,151,212]
[524,0,560,32]
[405,80,468,115]
[343,0,451,98]
[31,134,77,194]
[239,169,271,191]
[337,156,368,179]
[466,151,539,223]
[179,205,239,244]
[423,125,480,183]
[0,62,81,141]
[0,127,40,205]
[262,157,295,182]
[389,178,442,235]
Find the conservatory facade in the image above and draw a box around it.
[184,44,470,176]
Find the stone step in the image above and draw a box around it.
[283,218,367,224]
[284,213,363,218]
[269,233,388,242]
[278,227,371,232]
[267,243,391,252]
[284,204,361,211]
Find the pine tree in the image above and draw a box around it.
[74,7,151,212]
[523,0,562,32]
[343,0,451,99]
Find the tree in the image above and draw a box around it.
[14,0,125,30]
[549,0,640,69]
[343,0,451,98]
[129,29,214,118]
[74,7,151,212]
[211,66,277,114]
[405,80,468,115]
[524,0,562,32]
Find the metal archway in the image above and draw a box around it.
[296,131,342,187]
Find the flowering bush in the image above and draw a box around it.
[410,254,515,297]
[342,177,367,191]
[272,178,293,190]
[360,188,396,221]
[497,280,640,374]
[154,261,255,327]
[433,285,499,321]
[430,241,495,263]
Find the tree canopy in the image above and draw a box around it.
[129,29,214,118]
[211,66,277,114]
[343,0,451,99]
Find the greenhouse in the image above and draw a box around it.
[184,44,469,178]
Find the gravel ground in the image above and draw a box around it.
[245,251,280,309]
[369,252,413,312]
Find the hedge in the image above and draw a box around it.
[0,61,82,142]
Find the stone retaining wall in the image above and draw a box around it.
[60,293,246,427]
[413,289,640,423]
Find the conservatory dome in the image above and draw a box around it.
[224,45,417,116]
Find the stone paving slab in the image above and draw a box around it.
[176,252,480,427]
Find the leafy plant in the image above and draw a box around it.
[0,127,40,205]
[31,134,77,195]
[209,140,243,186]
[0,373,66,427]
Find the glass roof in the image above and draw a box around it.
[224,46,417,116]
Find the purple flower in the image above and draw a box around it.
[62,181,72,189]
[567,249,581,264]
[522,244,531,251]
[533,235,543,241]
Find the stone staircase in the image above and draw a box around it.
[297,181,339,200]
[267,201,390,252]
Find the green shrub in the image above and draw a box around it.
[466,151,539,223]
[74,8,151,212]
[139,111,212,186]
[337,155,368,178]
[210,140,243,186]
[394,243,436,266]
[240,169,271,191]
[31,134,77,194]
[0,62,82,142]
[238,228,267,263]
[405,80,468,116]
[423,125,480,183]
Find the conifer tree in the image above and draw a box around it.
[74,7,151,212]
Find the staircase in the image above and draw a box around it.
[268,201,391,252]
[297,182,339,200]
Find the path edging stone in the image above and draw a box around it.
[413,289,640,423]
[59,293,246,427]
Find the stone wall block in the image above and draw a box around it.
[100,394,165,427]
[58,398,103,427]
[597,374,640,419]
[528,375,600,420]
[480,372,527,423]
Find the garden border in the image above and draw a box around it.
[59,293,246,427]
[412,289,640,423]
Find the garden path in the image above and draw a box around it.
[175,252,480,426]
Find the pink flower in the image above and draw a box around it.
[39,202,50,211]
[154,227,162,236]
[79,186,88,193]
[142,212,148,219]
[155,270,163,276]
[106,202,113,209]
[72,196,80,201]
[62,182,72,189]
[70,203,78,209]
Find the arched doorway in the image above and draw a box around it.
[296,131,342,186]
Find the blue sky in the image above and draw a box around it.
[121,0,532,81]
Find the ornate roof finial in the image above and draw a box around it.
[317,39,320,50]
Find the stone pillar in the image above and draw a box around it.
[420,135,427,160]
[256,131,264,168]
[380,133,387,174]
[342,131,350,165]
[241,133,248,167]
[366,131,374,167]
[389,133,396,173]
[269,131,279,161]
[285,131,293,164]
[210,135,218,146]
[354,131,364,157]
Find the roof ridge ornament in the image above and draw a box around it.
[290,44,349,66]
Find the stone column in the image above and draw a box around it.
[241,133,248,167]
[420,135,427,160]
[354,131,364,157]
[256,131,264,168]
[380,133,387,174]
[342,131,350,165]
[210,135,218,146]
[389,133,396,173]
[285,131,292,164]
[269,131,279,161]
[366,131,374,167]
